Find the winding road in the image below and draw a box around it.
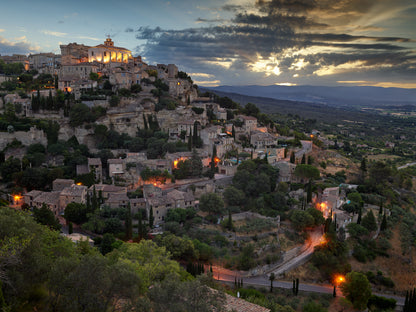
[210,227,405,309]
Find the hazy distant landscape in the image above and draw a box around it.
[208,85,416,108]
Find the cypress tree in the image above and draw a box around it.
[149,208,154,229]
[68,222,73,234]
[138,211,143,240]
[143,114,148,130]
[295,278,299,295]
[404,290,409,312]
[232,125,235,138]
[125,202,133,240]
[188,131,192,151]
[86,192,91,213]
[379,200,383,215]
[227,209,233,230]
[290,151,295,164]
[357,208,362,224]
[380,213,387,231]
[307,155,312,165]
[333,286,336,297]
[307,180,312,203]
[292,280,296,295]
[193,121,198,146]
[92,186,98,211]
[301,154,306,164]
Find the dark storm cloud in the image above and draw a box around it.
[125,27,134,33]
[129,0,415,83]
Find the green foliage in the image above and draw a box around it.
[0,208,223,312]
[223,186,246,207]
[154,233,197,261]
[290,210,315,231]
[302,301,327,312]
[33,204,61,231]
[233,159,278,197]
[238,243,256,270]
[312,230,349,279]
[199,193,224,215]
[192,106,204,114]
[237,218,276,233]
[64,202,88,224]
[367,295,396,311]
[361,210,377,232]
[340,271,372,310]
[294,164,320,180]
[69,103,98,127]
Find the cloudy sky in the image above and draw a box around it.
[1,0,415,88]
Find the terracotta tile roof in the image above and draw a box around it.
[33,191,60,205]
[225,293,271,312]
[88,158,102,166]
[108,158,125,164]
[60,185,87,197]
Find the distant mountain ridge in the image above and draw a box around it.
[207,85,416,108]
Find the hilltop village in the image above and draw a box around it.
[0,37,316,224]
[1,38,416,312]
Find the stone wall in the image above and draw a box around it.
[0,126,47,149]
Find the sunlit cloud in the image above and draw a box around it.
[250,54,281,76]
[42,30,67,37]
[77,36,100,41]
[0,29,5,33]
[128,0,416,87]
[189,73,215,78]
[193,79,221,86]
[275,82,297,86]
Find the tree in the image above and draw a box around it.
[380,213,387,231]
[294,164,320,181]
[199,193,224,215]
[64,203,88,224]
[306,180,312,203]
[290,210,315,231]
[223,186,245,207]
[290,151,295,164]
[301,154,306,164]
[361,210,377,232]
[306,208,325,226]
[100,233,116,255]
[149,208,154,228]
[33,204,61,231]
[244,103,260,117]
[269,272,275,293]
[190,149,203,177]
[340,271,372,310]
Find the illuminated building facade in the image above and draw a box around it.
[88,37,132,64]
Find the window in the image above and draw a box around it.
[91,51,94,56]
[104,52,107,56]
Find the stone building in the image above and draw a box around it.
[88,37,132,65]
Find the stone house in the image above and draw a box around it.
[31,191,61,216]
[250,131,278,149]
[90,184,127,200]
[108,158,126,178]
[59,184,88,213]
